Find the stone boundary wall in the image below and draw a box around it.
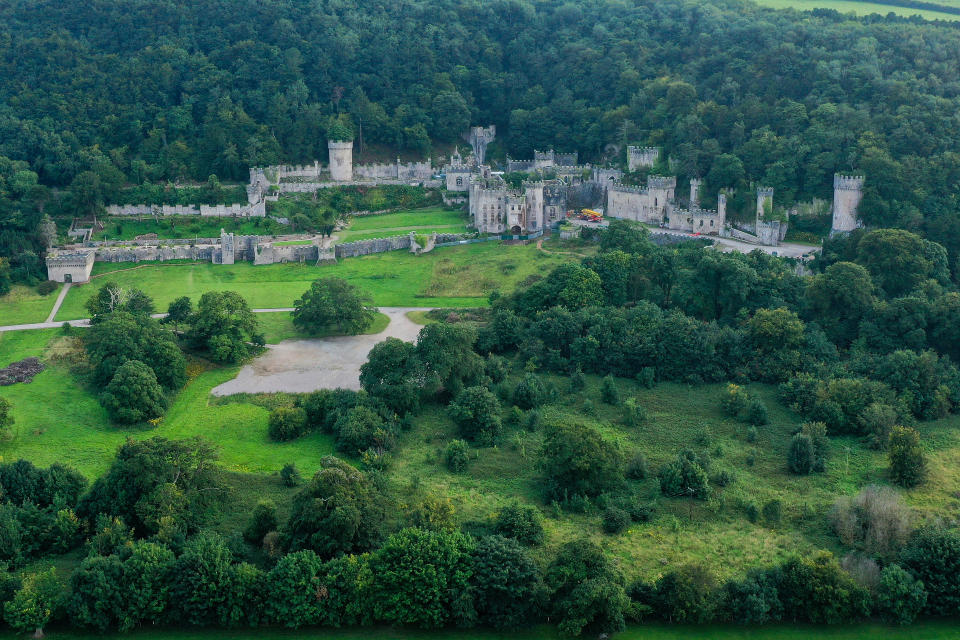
[95,245,217,263]
[105,201,266,217]
[729,227,761,244]
[278,179,442,193]
[335,235,412,258]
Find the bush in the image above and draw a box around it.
[745,398,769,426]
[244,501,278,545]
[889,426,926,488]
[636,367,656,389]
[36,280,57,295]
[569,367,586,392]
[99,360,167,424]
[494,502,545,546]
[659,451,709,499]
[335,406,390,454]
[876,564,927,625]
[761,499,782,526]
[622,398,647,427]
[787,433,815,475]
[830,485,912,559]
[626,452,649,480]
[602,507,630,534]
[653,564,718,623]
[900,528,960,616]
[267,407,308,442]
[601,374,621,405]
[746,426,758,443]
[448,386,502,445]
[859,402,898,450]
[513,373,546,409]
[539,423,625,501]
[280,463,301,487]
[720,383,750,417]
[711,469,735,487]
[745,502,760,523]
[445,439,469,473]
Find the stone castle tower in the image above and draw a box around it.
[328,140,354,181]
[689,178,702,208]
[832,174,864,233]
[756,186,774,223]
[627,146,659,171]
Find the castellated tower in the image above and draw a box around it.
[756,186,774,223]
[328,140,354,182]
[627,146,659,171]
[717,192,727,227]
[690,178,702,209]
[832,174,865,233]
[523,181,545,232]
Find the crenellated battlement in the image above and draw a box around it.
[647,175,677,189]
[757,186,775,197]
[609,183,649,195]
[834,174,865,190]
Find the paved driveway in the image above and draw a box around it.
[210,307,429,396]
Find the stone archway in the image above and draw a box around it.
[510,225,522,235]
[64,273,72,283]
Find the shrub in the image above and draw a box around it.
[761,499,782,526]
[830,485,912,559]
[720,383,750,417]
[601,375,621,405]
[636,367,656,389]
[745,398,769,426]
[99,360,167,424]
[626,452,649,480]
[653,564,718,623]
[569,367,586,392]
[900,528,960,616]
[267,407,308,442]
[513,373,546,409]
[876,564,927,625]
[659,451,709,499]
[544,540,628,636]
[858,402,898,450]
[445,439,470,473]
[778,552,871,624]
[787,433,815,475]
[746,426,758,443]
[602,507,630,534]
[711,469,735,487]
[280,463,301,487]
[244,501,278,545]
[525,409,542,431]
[448,386,502,445]
[335,406,390,454]
[494,502,545,546]
[539,423,625,501]
[36,280,57,296]
[622,398,647,427]
[582,399,595,415]
[745,502,760,523]
[889,426,926,488]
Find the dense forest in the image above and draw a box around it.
[5,0,960,277]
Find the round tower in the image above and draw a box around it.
[831,174,865,233]
[328,140,354,182]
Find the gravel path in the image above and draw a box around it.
[210,307,431,396]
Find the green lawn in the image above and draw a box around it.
[4,621,960,640]
[272,239,314,246]
[335,207,470,242]
[0,329,335,478]
[52,241,578,321]
[93,215,288,241]
[754,0,960,20]
[0,284,60,325]
[258,310,390,344]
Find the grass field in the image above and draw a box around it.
[334,206,470,243]
[754,0,960,20]
[0,284,60,325]
[4,621,960,640]
[49,241,577,322]
[93,215,287,241]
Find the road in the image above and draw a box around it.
[650,227,818,258]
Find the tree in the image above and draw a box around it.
[889,426,926,488]
[119,541,176,630]
[186,291,260,363]
[805,262,876,346]
[85,282,155,320]
[900,528,960,616]
[653,564,718,623]
[448,386,502,445]
[66,555,125,631]
[494,502,545,546]
[264,550,325,628]
[163,296,192,331]
[283,456,386,558]
[544,540,628,637]
[267,407,308,442]
[368,528,475,629]
[99,360,167,424]
[659,450,710,499]
[334,405,389,455]
[787,433,814,475]
[471,535,543,630]
[445,440,469,472]
[513,373,546,410]
[718,568,783,624]
[414,323,483,399]
[600,374,620,404]
[856,229,944,298]
[244,501,278,545]
[3,568,61,638]
[539,423,624,501]
[777,552,871,624]
[170,532,233,626]
[359,337,420,415]
[292,278,376,335]
[85,311,186,389]
[875,564,926,625]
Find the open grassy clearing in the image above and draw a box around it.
[0,284,60,325]
[3,621,960,640]
[51,241,579,321]
[258,309,390,344]
[334,206,470,242]
[92,215,287,241]
[754,0,960,20]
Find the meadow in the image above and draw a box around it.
[333,206,470,242]
[92,215,286,241]
[753,0,960,20]
[0,284,60,325]
[49,240,576,322]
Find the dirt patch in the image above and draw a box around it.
[0,357,45,385]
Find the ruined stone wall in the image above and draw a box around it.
[105,201,265,217]
[334,235,412,258]
[95,245,217,263]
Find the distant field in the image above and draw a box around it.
[754,0,960,20]
[93,215,286,241]
[0,284,60,325]
[335,206,469,242]
[51,241,578,321]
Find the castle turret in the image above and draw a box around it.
[831,174,864,233]
[756,186,774,224]
[627,146,659,171]
[717,192,727,226]
[690,178,702,209]
[328,140,354,182]
[523,181,545,232]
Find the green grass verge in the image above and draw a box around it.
[3,621,960,640]
[406,310,435,325]
[258,310,390,344]
[0,284,61,325]
[53,241,579,321]
[272,239,313,246]
[93,215,287,241]
[754,0,960,20]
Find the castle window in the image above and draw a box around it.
[710,220,714,227]
[456,177,462,186]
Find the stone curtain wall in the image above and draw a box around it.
[105,202,266,217]
[94,245,217,263]
[334,235,412,258]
